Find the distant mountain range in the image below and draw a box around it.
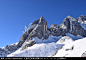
[0,15,86,57]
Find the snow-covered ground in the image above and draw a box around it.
[56,36,74,44]
[1,35,86,57]
[7,35,63,57]
[52,37,86,57]
[7,36,73,57]
[7,43,64,57]
[33,35,62,44]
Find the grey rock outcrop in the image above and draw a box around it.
[78,15,86,23]
[66,15,86,37]
[50,15,86,37]
[0,43,17,57]
[17,16,49,50]
[50,24,61,36]
[22,40,36,50]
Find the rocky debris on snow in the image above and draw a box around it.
[65,45,74,51]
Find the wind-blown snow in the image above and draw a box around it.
[52,37,86,57]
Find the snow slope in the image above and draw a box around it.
[2,35,86,57]
[7,43,64,57]
[33,35,62,44]
[56,36,74,44]
[7,36,74,57]
[52,37,86,57]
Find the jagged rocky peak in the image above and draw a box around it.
[78,15,86,23]
[31,16,46,25]
[50,24,61,36]
[50,24,59,32]
[66,15,77,21]
[39,16,44,20]
[50,24,59,28]
[17,16,49,50]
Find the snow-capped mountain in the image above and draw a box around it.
[0,15,86,57]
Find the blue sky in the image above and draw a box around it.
[0,0,86,47]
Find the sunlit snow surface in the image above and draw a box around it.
[56,36,74,44]
[52,37,86,57]
[7,35,63,57]
[2,35,86,57]
[33,35,62,44]
[7,43,64,57]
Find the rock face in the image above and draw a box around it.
[50,24,61,36]
[0,43,17,57]
[22,40,36,50]
[17,16,49,50]
[50,15,86,37]
[17,15,86,50]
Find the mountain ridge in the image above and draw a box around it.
[0,15,86,57]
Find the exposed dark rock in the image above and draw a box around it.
[65,45,74,51]
[50,24,61,36]
[14,15,86,50]
[21,40,36,50]
[17,16,49,50]
[50,15,86,37]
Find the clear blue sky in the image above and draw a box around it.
[0,0,86,47]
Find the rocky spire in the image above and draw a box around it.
[17,16,49,50]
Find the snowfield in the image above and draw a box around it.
[1,35,86,57]
[56,36,74,44]
[33,35,62,44]
[7,43,64,57]
[7,36,73,57]
[52,37,86,57]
